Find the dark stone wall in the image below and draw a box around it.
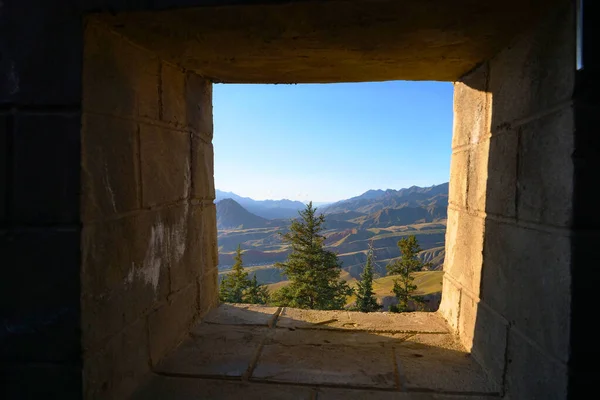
[0,1,83,399]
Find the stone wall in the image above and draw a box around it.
[440,2,575,398]
[0,3,84,398]
[80,20,217,400]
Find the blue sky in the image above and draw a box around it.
[213,81,453,203]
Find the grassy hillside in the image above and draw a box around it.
[265,270,444,310]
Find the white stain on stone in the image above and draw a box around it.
[141,220,165,292]
[103,161,117,212]
[7,61,20,95]
[125,263,135,285]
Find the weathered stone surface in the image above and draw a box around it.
[12,113,81,224]
[438,276,461,332]
[202,203,219,271]
[140,124,190,207]
[96,1,560,83]
[485,131,518,217]
[458,292,478,351]
[191,137,215,200]
[517,107,574,227]
[453,63,489,149]
[488,2,575,127]
[82,206,192,349]
[481,220,570,362]
[198,268,219,317]
[156,324,266,377]
[448,150,468,210]
[83,317,150,400]
[83,22,159,119]
[505,328,568,400]
[172,204,204,292]
[443,209,485,297]
[396,334,499,394]
[203,304,280,327]
[467,140,490,213]
[161,62,186,128]
[317,387,498,400]
[469,301,508,387]
[253,342,397,388]
[268,326,409,347]
[186,73,213,136]
[277,308,448,333]
[132,376,312,400]
[81,114,139,221]
[149,283,198,365]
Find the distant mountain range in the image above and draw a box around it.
[215,183,449,303]
[321,183,449,215]
[216,189,305,219]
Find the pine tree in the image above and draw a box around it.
[386,235,430,312]
[355,241,380,312]
[219,245,250,303]
[274,202,353,310]
[246,275,270,305]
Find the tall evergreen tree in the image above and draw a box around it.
[246,275,270,305]
[219,245,250,303]
[386,235,430,312]
[219,244,271,304]
[274,202,352,310]
[355,241,380,312]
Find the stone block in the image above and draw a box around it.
[12,113,80,224]
[488,4,575,128]
[161,62,186,127]
[132,376,312,400]
[517,107,574,227]
[202,203,219,271]
[171,204,203,292]
[149,283,198,365]
[443,208,484,297]
[82,205,191,349]
[83,317,150,400]
[318,387,496,400]
[481,220,570,362]
[277,308,448,333]
[202,303,280,327]
[140,124,190,207]
[253,341,396,389]
[191,137,215,200]
[448,149,468,209]
[505,328,568,400]
[467,140,490,213]
[453,63,490,149]
[0,230,80,363]
[485,131,518,217]
[81,114,139,221]
[0,5,82,105]
[185,72,212,136]
[458,292,477,351]
[396,333,499,394]
[198,267,219,317]
[2,362,82,400]
[83,22,159,119]
[438,275,461,332]
[267,326,409,347]
[155,324,267,377]
[0,114,8,223]
[470,301,508,387]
